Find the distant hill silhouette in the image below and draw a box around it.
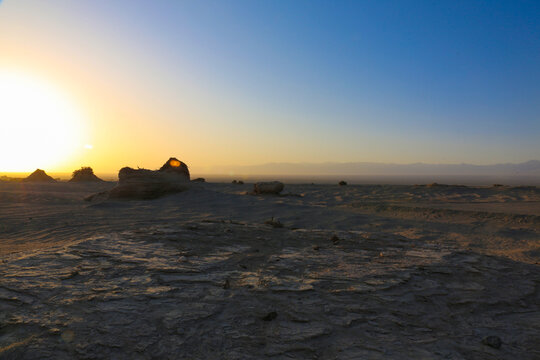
[207,160,540,176]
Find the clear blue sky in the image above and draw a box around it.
[1,0,539,169]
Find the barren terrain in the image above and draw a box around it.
[0,182,539,359]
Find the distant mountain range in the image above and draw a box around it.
[205,160,540,177]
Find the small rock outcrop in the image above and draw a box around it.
[159,157,190,180]
[107,157,191,200]
[69,167,103,182]
[23,169,56,182]
[482,335,502,349]
[192,178,205,183]
[253,181,284,195]
[338,180,347,186]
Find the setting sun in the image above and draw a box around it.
[0,70,86,172]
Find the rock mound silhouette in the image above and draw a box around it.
[23,169,56,182]
[69,167,103,182]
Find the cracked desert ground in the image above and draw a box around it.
[1,181,539,359]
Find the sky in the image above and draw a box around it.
[0,0,539,173]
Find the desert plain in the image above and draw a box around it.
[0,179,539,359]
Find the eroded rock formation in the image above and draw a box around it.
[107,158,191,200]
[69,167,103,182]
[23,169,56,182]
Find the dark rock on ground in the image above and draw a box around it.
[84,191,111,202]
[254,181,284,194]
[262,312,278,321]
[338,180,347,186]
[482,335,502,349]
[264,217,283,228]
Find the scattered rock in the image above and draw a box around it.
[192,177,205,183]
[330,235,340,244]
[338,180,347,186]
[223,279,230,289]
[264,217,283,228]
[254,181,284,195]
[262,312,278,321]
[69,167,103,182]
[23,169,56,182]
[313,245,320,251]
[84,191,109,202]
[238,180,244,185]
[482,335,502,349]
[232,180,237,184]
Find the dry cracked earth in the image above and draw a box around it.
[0,182,539,359]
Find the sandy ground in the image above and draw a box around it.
[0,181,539,359]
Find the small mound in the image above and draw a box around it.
[23,169,56,182]
[69,167,103,182]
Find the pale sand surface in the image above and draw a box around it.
[0,181,539,359]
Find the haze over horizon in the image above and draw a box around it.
[2,160,539,187]
[1,1,539,173]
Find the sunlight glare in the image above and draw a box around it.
[0,70,86,172]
